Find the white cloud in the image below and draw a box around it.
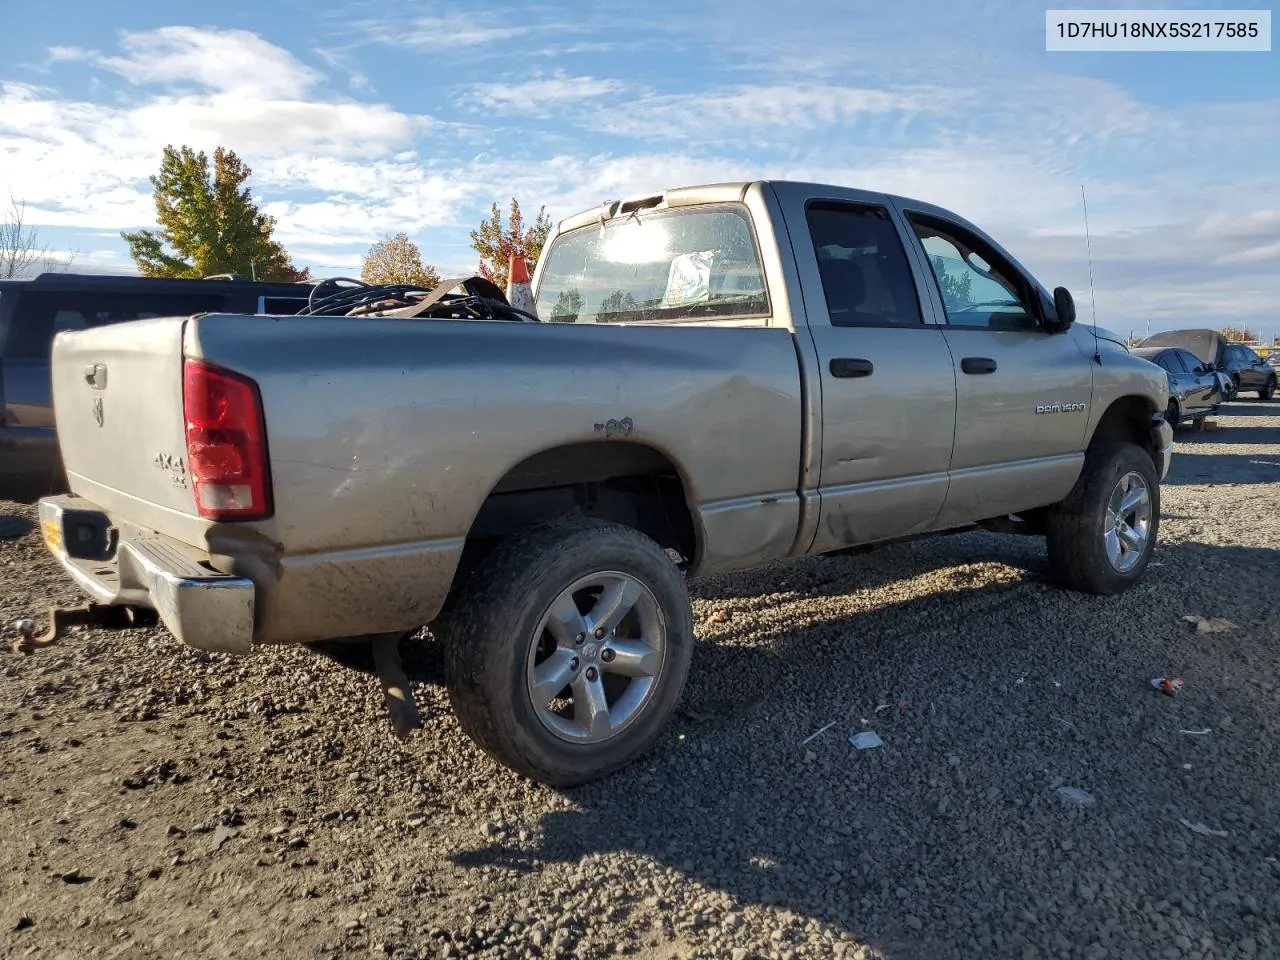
[466,72,630,114]
[68,26,322,99]
[361,14,529,48]
[594,83,956,142]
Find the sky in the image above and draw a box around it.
[1,0,1276,338]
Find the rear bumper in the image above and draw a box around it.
[37,495,256,654]
[1152,414,1174,481]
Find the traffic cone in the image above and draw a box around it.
[506,254,537,317]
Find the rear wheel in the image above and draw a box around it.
[439,517,693,787]
[1230,374,1241,400]
[1046,440,1160,595]
[1260,376,1276,401]
[1165,399,1181,428]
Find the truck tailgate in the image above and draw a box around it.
[51,316,202,541]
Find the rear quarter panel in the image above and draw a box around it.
[188,314,804,642]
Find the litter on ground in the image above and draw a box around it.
[1182,614,1238,634]
[800,721,837,746]
[1056,787,1097,807]
[849,731,884,750]
[1151,676,1184,696]
[1178,818,1228,838]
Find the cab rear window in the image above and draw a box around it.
[534,204,769,324]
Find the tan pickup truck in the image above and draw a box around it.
[36,180,1173,785]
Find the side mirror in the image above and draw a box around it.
[1049,286,1076,333]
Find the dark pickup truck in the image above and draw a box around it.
[0,272,313,500]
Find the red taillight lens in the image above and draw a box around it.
[182,359,272,521]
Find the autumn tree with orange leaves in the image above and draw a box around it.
[470,198,553,290]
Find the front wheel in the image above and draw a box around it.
[1165,399,1181,428]
[439,517,694,787]
[1260,376,1276,401]
[1045,441,1160,595]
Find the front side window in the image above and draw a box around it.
[533,205,768,324]
[908,216,1039,332]
[804,202,923,327]
[1157,351,1186,374]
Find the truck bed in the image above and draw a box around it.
[50,312,806,645]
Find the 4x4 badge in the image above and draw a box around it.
[92,397,103,427]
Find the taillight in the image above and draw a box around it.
[182,359,272,521]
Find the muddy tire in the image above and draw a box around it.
[439,517,693,787]
[1045,440,1160,596]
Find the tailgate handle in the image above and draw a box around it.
[83,363,108,390]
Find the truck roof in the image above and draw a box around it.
[554,179,943,234]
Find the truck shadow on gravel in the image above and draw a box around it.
[450,535,1280,959]
[1161,448,1280,485]
[0,509,34,541]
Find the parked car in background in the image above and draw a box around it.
[0,272,314,500]
[37,179,1173,786]
[1131,346,1222,426]
[1137,328,1277,400]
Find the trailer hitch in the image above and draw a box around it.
[12,603,159,655]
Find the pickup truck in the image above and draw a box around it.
[36,180,1173,786]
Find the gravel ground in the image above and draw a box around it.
[3,400,1279,960]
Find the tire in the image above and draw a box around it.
[1259,376,1276,401]
[1165,399,1180,429]
[1045,440,1160,596]
[439,517,694,787]
[1230,375,1240,400]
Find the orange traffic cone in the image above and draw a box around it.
[506,254,536,317]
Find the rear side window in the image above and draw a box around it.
[534,204,768,324]
[7,292,225,359]
[804,202,923,327]
[1177,350,1203,372]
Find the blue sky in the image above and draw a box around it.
[1,0,1276,336]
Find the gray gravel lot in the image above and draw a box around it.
[2,401,1279,960]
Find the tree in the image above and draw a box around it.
[361,233,441,287]
[931,255,972,312]
[122,145,309,281]
[470,198,553,290]
[548,288,583,323]
[1,195,76,279]
[1219,326,1258,343]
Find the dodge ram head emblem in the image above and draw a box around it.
[92,397,104,427]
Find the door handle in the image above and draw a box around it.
[960,357,997,375]
[829,357,874,378]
